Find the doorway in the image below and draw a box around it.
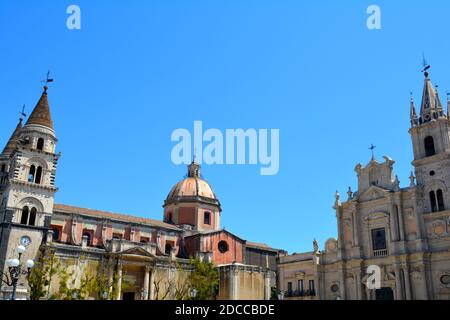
[122,292,135,300]
[375,287,394,300]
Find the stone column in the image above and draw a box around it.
[229,265,239,300]
[403,267,411,300]
[389,205,399,242]
[264,271,271,300]
[149,269,156,300]
[116,261,123,300]
[143,265,150,300]
[355,271,363,300]
[339,268,346,300]
[394,264,403,300]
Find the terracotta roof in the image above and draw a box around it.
[2,119,22,155]
[246,241,284,253]
[53,204,181,231]
[25,86,54,130]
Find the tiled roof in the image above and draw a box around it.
[53,204,181,231]
[25,86,54,130]
[246,241,284,253]
[2,119,22,155]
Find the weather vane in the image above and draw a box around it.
[421,54,430,77]
[19,105,26,121]
[41,70,54,87]
[369,144,376,159]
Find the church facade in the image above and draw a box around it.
[0,86,283,300]
[278,69,450,300]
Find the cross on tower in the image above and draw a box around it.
[369,144,376,160]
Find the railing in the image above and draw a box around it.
[373,249,388,257]
[285,289,316,298]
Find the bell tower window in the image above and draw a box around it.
[430,191,437,212]
[37,138,44,151]
[35,166,43,184]
[437,189,445,211]
[20,206,29,225]
[28,165,36,182]
[424,136,436,157]
[29,208,37,226]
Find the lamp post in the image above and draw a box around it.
[1,245,34,300]
[191,288,198,300]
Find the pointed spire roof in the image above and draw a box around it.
[420,73,439,114]
[25,86,54,130]
[410,92,418,125]
[2,119,23,156]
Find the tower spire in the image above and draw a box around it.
[410,92,418,126]
[1,118,23,156]
[25,85,54,131]
[418,64,444,123]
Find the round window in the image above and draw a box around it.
[429,170,435,176]
[440,275,450,285]
[218,241,229,253]
[331,284,339,293]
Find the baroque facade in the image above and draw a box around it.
[278,69,450,300]
[0,85,284,300]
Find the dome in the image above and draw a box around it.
[164,159,220,208]
[167,177,217,200]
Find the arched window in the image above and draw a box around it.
[165,243,173,255]
[430,191,437,212]
[1,164,5,172]
[82,231,93,246]
[37,138,44,151]
[437,189,445,211]
[52,227,60,241]
[35,166,42,184]
[167,212,173,224]
[20,206,29,225]
[424,136,436,157]
[204,211,211,225]
[28,207,37,226]
[28,165,36,183]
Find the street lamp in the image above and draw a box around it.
[1,244,34,300]
[191,288,198,300]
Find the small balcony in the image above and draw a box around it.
[373,249,388,257]
[285,289,316,298]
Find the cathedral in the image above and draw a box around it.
[1,67,450,300]
[278,68,450,300]
[0,85,283,300]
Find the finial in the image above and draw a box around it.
[410,91,414,101]
[347,186,353,199]
[369,144,376,160]
[409,171,416,187]
[193,147,197,164]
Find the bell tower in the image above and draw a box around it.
[0,85,60,297]
[409,67,450,214]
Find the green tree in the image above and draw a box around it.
[28,249,62,300]
[188,258,219,300]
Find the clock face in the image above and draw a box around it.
[20,236,31,247]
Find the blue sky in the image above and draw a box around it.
[1,0,449,253]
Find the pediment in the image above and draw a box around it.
[357,186,389,202]
[120,247,155,258]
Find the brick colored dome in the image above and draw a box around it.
[167,177,217,200]
[164,160,220,208]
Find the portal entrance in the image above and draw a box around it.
[122,292,135,300]
[375,287,394,300]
